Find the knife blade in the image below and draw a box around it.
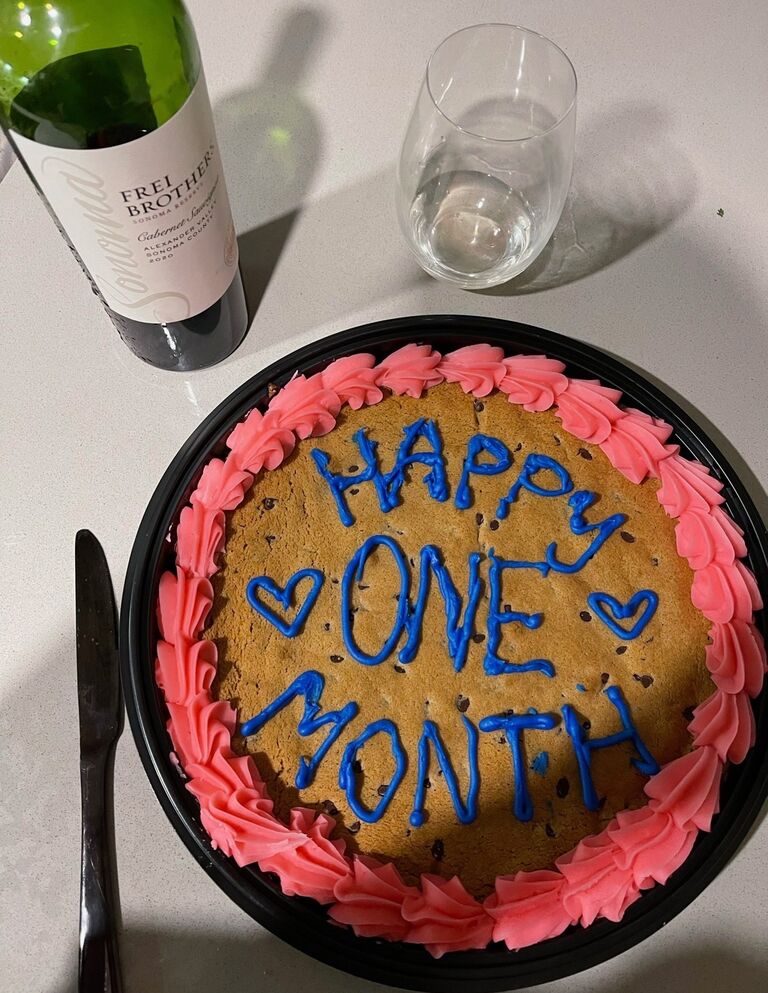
[76,529,123,993]
[77,530,121,752]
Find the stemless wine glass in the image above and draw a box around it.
[396,24,577,289]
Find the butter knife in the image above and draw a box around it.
[76,530,123,993]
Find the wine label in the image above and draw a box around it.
[12,73,238,324]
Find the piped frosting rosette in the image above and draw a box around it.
[154,342,765,957]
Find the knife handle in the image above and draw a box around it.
[79,746,122,993]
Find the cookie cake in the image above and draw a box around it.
[154,342,765,957]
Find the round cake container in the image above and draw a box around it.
[121,315,768,992]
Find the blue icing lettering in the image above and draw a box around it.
[383,418,449,509]
[399,546,483,671]
[342,536,483,671]
[544,490,626,574]
[455,434,512,510]
[311,428,382,527]
[410,717,480,827]
[496,453,574,521]
[530,751,549,776]
[587,590,659,640]
[240,670,357,789]
[247,416,661,826]
[311,418,447,526]
[479,712,559,821]
[483,549,555,677]
[341,534,410,665]
[562,685,660,811]
[246,568,324,637]
[338,719,407,823]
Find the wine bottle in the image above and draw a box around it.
[0,0,248,371]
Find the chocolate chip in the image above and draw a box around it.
[620,531,635,543]
[262,497,277,510]
[475,512,484,526]
[472,633,485,644]
[348,820,361,834]
[330,654,344,663]
[394,664,406,674]
[578,447,593,460]
[377,784,389,797]
[633,674,654,688]
[474,400,485,412]
[582,719,591,731]
[503,603,512,613]
[601,672,610,685]
[545,823,556,838]
[405,829,411,837]
[323,622,331,631]
[425,778,432,790]
[682,705,696,722]
[556,777,570,798]
[644,636,654,644]
[456,694,470,713]
[579,610,592,622]
[498,735,507,745]
[348,464,360,472]
[553,435,562,446]
[352,760,363,774]
[489,520,500,531]
[431,839,445,861]
[358,584,369,590]
[331,577,339,584]
[321,800,339,816]
[651,556,660,567]
[265,534,277,546]
[515,442,523,452]
[616,645,628,655]
[350,488,359,495]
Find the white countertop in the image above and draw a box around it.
[2,2,767,991]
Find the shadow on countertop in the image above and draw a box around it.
[114,929,768,993]
[578,945,768,993]
[476,101,699,296]
[0,133,14,183]
[213,5,327,323]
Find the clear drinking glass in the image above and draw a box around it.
[396,24,577,289]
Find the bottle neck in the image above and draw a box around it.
[0,0,200,138]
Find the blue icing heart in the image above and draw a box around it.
[246,568,324,637]
[587,589,659,640]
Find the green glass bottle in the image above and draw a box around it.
[0,0,248,371]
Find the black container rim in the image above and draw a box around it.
[120,315,768,992]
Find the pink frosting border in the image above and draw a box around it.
[155,342,766,958]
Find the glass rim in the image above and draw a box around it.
[424,22,578,144]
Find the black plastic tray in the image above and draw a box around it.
[121,315,768,992]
